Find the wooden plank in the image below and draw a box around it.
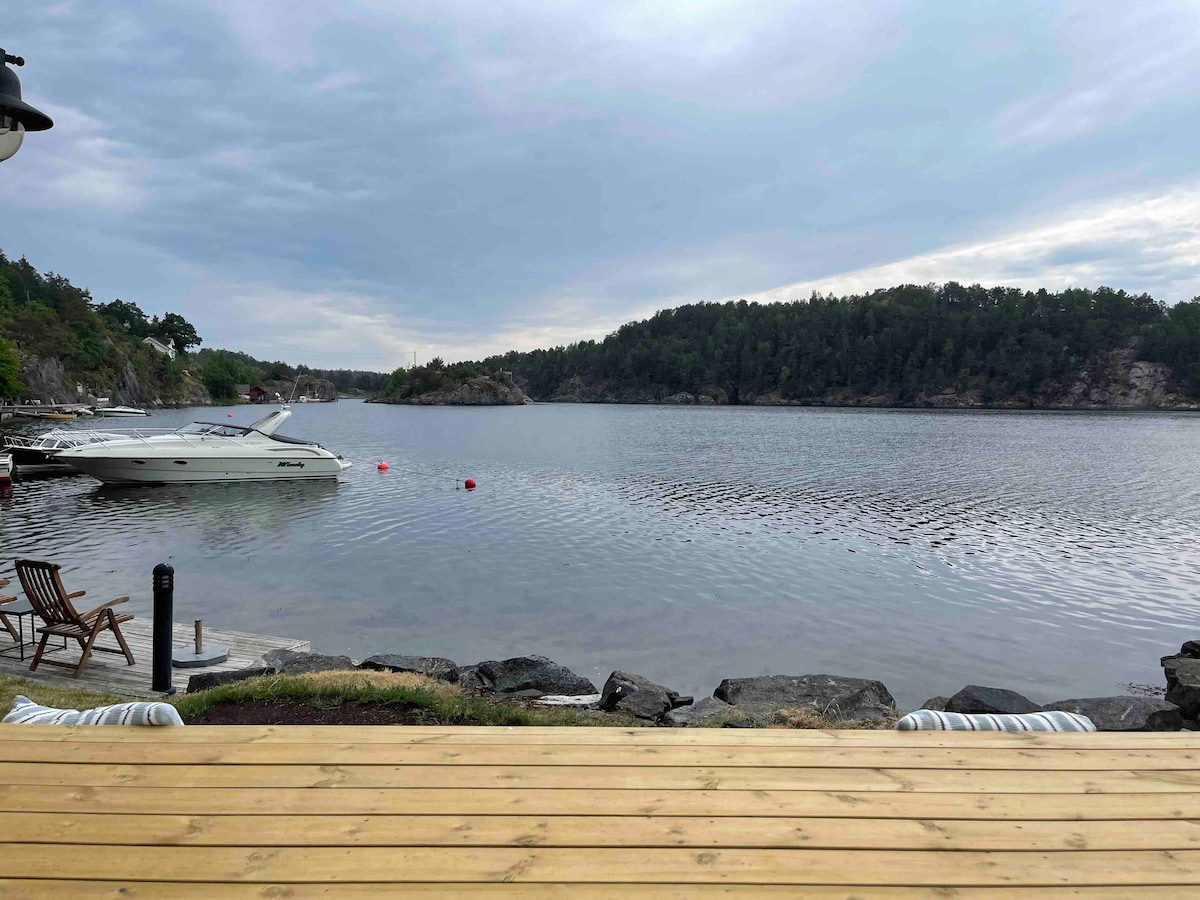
[3,812,1199,851]
[0,784,1193,819]
[1,724,1195,748]
[2,882,1192,899]
[3,845,1200,885]
[1,741,1195,769]
[3,762,1198,792]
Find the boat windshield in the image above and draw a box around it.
[175,422,253,437]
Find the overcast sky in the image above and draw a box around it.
[5,1,1200,370]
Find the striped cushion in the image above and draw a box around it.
[3,695,184,726]
[896,708,1095,732]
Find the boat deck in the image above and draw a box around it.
[0,617,309,697]
[0,724,1198,896]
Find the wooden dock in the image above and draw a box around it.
[0,725,1198,896]
[0,617,309,697]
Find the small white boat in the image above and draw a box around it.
[0,453,12,485]
[98,406,149,417]
[57,407,351,485]
[3,429,139,471]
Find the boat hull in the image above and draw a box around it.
[61,453,351,484]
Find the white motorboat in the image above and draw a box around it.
[56,407,352,484]
[97,405,149,417]
[3,429,136,471]
[0,453,12,485]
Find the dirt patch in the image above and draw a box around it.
[186,700,463,726]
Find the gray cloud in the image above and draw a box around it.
[4,1,1200,368]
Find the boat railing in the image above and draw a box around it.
[76,428,313,453]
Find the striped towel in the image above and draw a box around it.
[3,695,184,726]
[896,708,1095,732]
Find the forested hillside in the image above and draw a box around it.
[461,284,1200,407]
[0,251,383,405]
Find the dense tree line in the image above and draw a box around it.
[0,250,203,399]
[467,284,1200,404]
[0,249,383,402]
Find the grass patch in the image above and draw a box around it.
[767,706,900,730]
[0,675,124,714]
[171,670,637,727]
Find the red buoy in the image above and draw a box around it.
[464,478,476,490]
[377,461,389,471]
[227,413,233,417]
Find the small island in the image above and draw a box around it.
[368,359,532,406]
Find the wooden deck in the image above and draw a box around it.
[0,617,309,697]
[0,726,1198,896]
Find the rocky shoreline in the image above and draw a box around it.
[188,639,1200,732]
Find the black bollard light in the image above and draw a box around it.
[152,563,175,694]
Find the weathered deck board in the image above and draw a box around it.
[0,740,1194,769]
[3,762,1199,792]
[0,726,1197,893]
[0,617,308,697]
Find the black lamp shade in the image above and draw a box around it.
[0,64,52,132]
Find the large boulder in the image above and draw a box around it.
[599,671,688,721]
[460,656,597,696]
[944,685,1042,715]
[186,667,275,693]
[713,674,896,723]
[1162,656,1200,720]
[359,654,460,682]
[1043,696,1183,732]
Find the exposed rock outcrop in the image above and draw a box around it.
[1050,344,1197,409]
[15,353,213,408]
[713,674,897,723]
[1162,652,1200,723]
[459,655,597,696]
[599,671,690,721]
[1042,696,1182,732]
[663,696,747,727]
[944,685,1042,715]
[359,654,460,682]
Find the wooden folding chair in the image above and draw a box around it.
[14,559,136,678]
[0,578,18,643]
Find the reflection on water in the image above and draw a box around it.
[2,401,1198,707]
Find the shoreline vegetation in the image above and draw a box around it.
[373,285,1200,409]
[3,246,1198,412]
[3,642,1194,732]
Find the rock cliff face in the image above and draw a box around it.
[1049,345,1197,409]
[15,354,213,408]
[375,376,532,406]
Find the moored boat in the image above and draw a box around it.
[97,406,149,417]
[56,407,351,484]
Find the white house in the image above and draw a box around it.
[142,336,177,360]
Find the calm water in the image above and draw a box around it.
[2,401,1198,707]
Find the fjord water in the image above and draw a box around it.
[2,401,1197,707]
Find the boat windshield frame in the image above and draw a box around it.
[175,422,256,437]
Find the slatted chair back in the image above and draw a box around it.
[14,559,82,627]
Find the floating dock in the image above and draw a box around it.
[0,617,309,697]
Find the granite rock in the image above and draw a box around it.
[1042,696,1183,732]
[713,674,897,723]
[359,654,460,682]
[459,656,597,696]
[944,685,1042,715]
